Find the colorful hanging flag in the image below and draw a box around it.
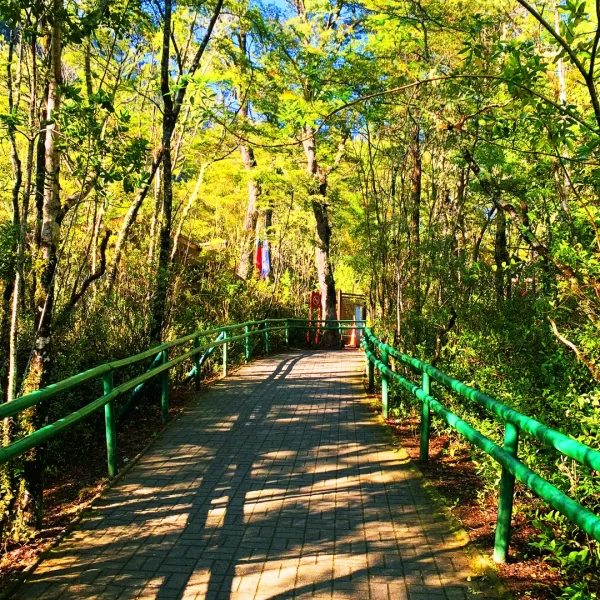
[254,237,262,273]
[260,231,270,279]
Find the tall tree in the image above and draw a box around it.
[147,0,224,340]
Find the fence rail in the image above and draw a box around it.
[0,318,364,480]
[5,318,593,568]
[362,326,600,563]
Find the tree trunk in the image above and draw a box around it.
[236,132,260,279]
[149,152,162,264]
[150,0,174,342]
[33,102,46,253]
[107,0,223,286]
[1,281,15,402]
[552,1,576,240]
[90,200,104,273]
[494,207,510,303]
[1,31,22,403]
[234,29,260,280]
[408,122,422,345]
[292,0,337,329]
[109,155,162,284]
[7,33,37,403]
[20,8,63,528]
[171,162,208,261]
[302,125,337,324]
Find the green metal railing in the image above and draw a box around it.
[362,327,600,564]
[0,318,364,481]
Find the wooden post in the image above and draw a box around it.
[494,423,519,563]
[381,347,389,419]
[245,325,251,362]
[368,341,375,393]
[419,372,431,462]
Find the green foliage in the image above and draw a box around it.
[0,220,17,279]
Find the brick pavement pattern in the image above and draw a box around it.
[13,349,496,600]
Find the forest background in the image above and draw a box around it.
[1,0,600,597]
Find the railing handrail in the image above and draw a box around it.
[361,326,600,563]
[0,318,366,469]
[0,325,283,462]
[364,329,600,472]
[0,318,267,420]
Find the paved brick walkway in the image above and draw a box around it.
[13,350,497,600]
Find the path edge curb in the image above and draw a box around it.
[397,437,513,599]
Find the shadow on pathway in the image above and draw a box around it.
[13,350,497,600]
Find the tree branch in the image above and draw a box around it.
[216,73,600,151]
[57,174,98,222]
[549,317,600,381]
[431,307,458,367]
[107,152,163,282]
[516,0,588,78]
[55,229,111,325]
[516,0,600,129]
[171,27,183,72]
[172,0,224,123]
[463,149,577,280]
[589,19,600,79]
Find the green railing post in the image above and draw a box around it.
[494,422,520,563]
[161,350,169,425]
[193,337,201,391]
[103,371,117,478]
[367,341,375,393]
[420,371,431,462]
[338,321,343,348]
[265,325,270,354]
[223,331,228,377]
[285,320,289,347]
[7,320,600,556]
[381,347,389,419]
[245,325,251,362]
